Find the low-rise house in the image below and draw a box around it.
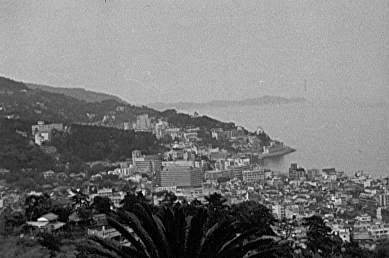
[42,170,55,179]
[26,212,65,233]
[87,214,121,239]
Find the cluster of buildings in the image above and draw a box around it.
[2,115,389,250]
[31,121,64,145]
[80,152,389,248]
[126,114,200,142]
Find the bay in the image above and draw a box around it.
[178,101,389,177]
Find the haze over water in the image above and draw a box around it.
[179,101,389,177]
[1,1,387,177]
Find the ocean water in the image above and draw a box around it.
[179,101,389,177]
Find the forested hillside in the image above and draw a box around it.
[51,124,164,162]
[0,76,256,172]
[0,118,55,171]
[0,76,237,130]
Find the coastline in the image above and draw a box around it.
[258,146,296,159]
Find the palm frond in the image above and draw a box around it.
[78,239,123,258]
[107,216,150,258]
[89,235,141,258]
[132,203,172,258]
[185,208,207,258]
[199,220,238,257]
[173,205,187,257]
[152,214,173,258]
[219,236,280,258]
[217,226,261,256]
[117,210,159,258]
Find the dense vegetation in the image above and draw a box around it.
[0,75,256,174]
[0,118,55,171]
[0,76,238,130]
[0,118,164,177]
[0,77,28,91]
[0,75,273,176]
[160,109,236,130]
[27,83,124,103]
[78,193,374,258]
[0,190,385,257]
[51,124,164,162]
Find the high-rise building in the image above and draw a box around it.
[132,150,142,165]
[134,114,153,132]
[289,163,306,180]
[378,193,389,207]
[307,169,320,180]
[132,150,162,177]
[157,165,203,187]
[154,120,169,139]
[272,204,286,220]
[242,169,265,183]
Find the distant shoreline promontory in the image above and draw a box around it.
[149,96,306,110]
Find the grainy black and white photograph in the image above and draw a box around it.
[0,0,388,257]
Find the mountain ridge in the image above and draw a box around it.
[149,96,306,110]
[26,83,125,103]
[0,76,237,130]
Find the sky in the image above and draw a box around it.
[0,0,388,104]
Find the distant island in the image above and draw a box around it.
[149,96,306,110]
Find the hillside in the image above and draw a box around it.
[0,76,247,172]
[27,83,125,103]
[150,96,306,110]
[0,76,277,173]
[0,76,237,130]
[0,118,56,171]
[51,124,164,162]
[0,77,28,92]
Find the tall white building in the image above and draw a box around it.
[31,121,64,145]
[134,114,153,132]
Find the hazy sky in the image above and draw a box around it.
[0,0,388,104]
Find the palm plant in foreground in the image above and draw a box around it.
[78,202,288,258]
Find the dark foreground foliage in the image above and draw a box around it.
[78,201,291,258]
[76,193,379,258]
[0,191,382,258]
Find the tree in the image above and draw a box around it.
[341,240,373,258]
[78,202,285,258]
[51,124,164,163]
[375,239,389,258]
[158,191,177,207]
[93,196,111,214]
[303,215,343,257]
[77,206,94,225]
[0,119,56,172]
[121,192,148,212]
[51,205,71,223]
[70,189,90,209]
[25,193,53,221]
[204,193,230,227]
[1,208,26,235]
[38,232,61,253]
[231,201,275,235]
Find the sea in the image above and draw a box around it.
[178,101,389,178]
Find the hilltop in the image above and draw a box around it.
[0,76,236,130]
[0,76,247,172]
[150,96,306,110]
[26,83,125,103]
